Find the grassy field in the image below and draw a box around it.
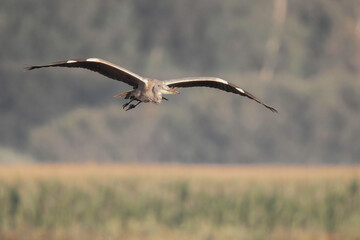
[0,164,359,240]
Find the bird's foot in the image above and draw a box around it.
[122,102,130,109]
[122,99,134,109]
[125,101,141,111]
[126,104,136,111]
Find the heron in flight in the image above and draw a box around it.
[26,58,277,112]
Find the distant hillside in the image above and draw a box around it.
[0,0,359,163]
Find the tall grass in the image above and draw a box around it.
[0,164,359,240]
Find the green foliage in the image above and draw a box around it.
[0,176,359,239]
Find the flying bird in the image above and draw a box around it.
[26,58,277,112]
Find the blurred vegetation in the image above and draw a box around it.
[0,165,359,240]
[0,0,360,163]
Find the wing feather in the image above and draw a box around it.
[26,58,146,88]
[164,77,277,113]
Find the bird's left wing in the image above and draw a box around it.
[164,77,277,113]
[26,58,147,88]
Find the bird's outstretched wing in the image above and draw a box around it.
[26,58,147,88]
[164,77,277,113]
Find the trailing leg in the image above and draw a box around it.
[122,98,135,109]
[126,100,141,111]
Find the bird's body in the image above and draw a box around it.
[26,58,277,112]
[133,78,168,104]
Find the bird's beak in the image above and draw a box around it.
[167,89,180,94]
[162,87,179,94]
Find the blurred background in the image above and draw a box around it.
[1,1,360,240]
[1,0,359,164]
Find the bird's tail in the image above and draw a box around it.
[113,91,132,99]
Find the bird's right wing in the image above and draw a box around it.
[26,58,147,88]
[164,77,277,113]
